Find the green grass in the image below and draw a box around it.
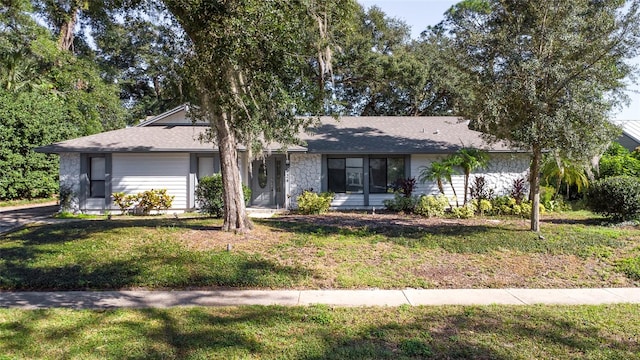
[0,197,56,208]
[0,304,638,359]
[1,213,639,290]
[0,219,310,290]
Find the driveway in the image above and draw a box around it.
[0,203,58,235]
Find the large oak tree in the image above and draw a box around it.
[162,0,357,232]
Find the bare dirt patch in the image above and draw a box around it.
[176,212,639,289]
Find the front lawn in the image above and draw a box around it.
[1,212,639,290]
[0,304,638,359]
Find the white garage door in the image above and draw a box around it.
[112,153,190,210]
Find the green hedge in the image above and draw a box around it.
[587,176,640,221]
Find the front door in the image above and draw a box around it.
[251,156,285,207]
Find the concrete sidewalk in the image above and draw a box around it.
[1,288,639,309]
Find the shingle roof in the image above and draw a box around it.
[299,116,511,154]
[35,125,307,154]
[36,115,513,154]
[36,126,215,153]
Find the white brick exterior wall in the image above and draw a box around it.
[59,152,81,213]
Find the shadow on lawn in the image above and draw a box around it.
[0,218,313,291]
[261,213,518,240]
[0,305,637,359]
[2,217,223,244]
[261,215,495,238]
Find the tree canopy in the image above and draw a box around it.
[435,0,640,231]
[330,6,456,116]
[0,0,126,200]
[161,0,359,231]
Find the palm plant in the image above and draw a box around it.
[542,153,589,198]
[456,148,489,204]
[419,158,459,206]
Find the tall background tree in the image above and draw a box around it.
[0,0,126,200]
[436,0,640,231]
[330,6,455,116]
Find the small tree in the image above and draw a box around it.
[542,152,590,199]
[436,0,639,231]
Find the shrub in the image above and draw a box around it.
[383,193,418,213]
[195,174,252,218]
[599,142,640,178]
[449,203,476,219]
[487,195,540,217]
[510,177,527,204]
[469,176,494,201]
[137,189,174,215]
[491,196,516,215]
[112,189,174,215]
[471,198,492,215]
[296,190,334,214]
[392,177,417,197]
[414,194,449,218]
[113,192,136,215]
[586,176,640,221]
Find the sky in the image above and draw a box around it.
[358,0,640,121]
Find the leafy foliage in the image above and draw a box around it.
[0,90,72,199]
[489,196,537,217]
[470,199,492,216]
[0,0,126,200]
[587,176,640,221]
[296,191,334,215]
[437,0,639,230]
[383,194,418,213]
[453,148,489,204]
[418,159,457,196]
[112,192,137,215]
[510,177,528,204]
[599,142,640,178]
[414,194,449,218]
[330,6,455,116]
[469,176,494,202]
[195,175,251,218]
[112,189,174,215]
[449,203,476,219]
[392,177,417,198]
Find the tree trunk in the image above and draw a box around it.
[449,179,459,207]
[58,9,78,52]
[437,179,444,195]
[463,171,470,205]
[215,111,253,233]
[529,144,542,232]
